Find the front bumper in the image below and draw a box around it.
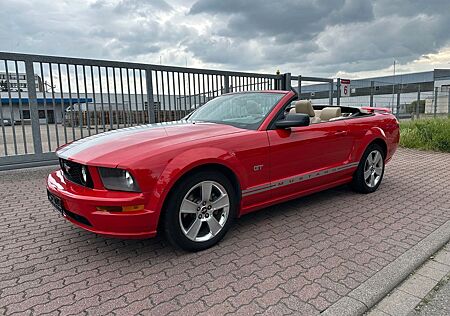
[47,170,157,239]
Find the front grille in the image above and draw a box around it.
[59,159,93,188]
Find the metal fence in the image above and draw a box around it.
[0,52,283,170]
[2,52,448,170]
[301,78,450,119]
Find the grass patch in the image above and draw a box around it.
[399,118,450,152]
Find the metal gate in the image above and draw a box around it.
[0,52,283,170]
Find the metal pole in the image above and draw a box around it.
[370,81,374,107]
[416,84,421,119]
[336,78,341,106]
[396,88,401,117]
[298,75,302,99]
[24,60,43,155]
[284,73,291,90]
[329,80,333,105]
[447,86,450,118]
[434,87,438,118]
[224,76,230,93]
[145,69,155,123]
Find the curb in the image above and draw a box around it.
[321,219,450,316]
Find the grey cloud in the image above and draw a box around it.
[1,0,450,77]
[190,0,374,42]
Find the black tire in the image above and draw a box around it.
[351,143,385,194]
[163,171,237,251]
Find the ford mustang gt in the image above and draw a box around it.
[47,90,399,251]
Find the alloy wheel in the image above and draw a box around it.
[364,150,384,188]
[179,181,230,242]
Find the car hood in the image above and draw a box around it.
[56,121,245,167]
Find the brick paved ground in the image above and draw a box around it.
[1,148,449,315]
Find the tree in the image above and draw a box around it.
[406,100,425,114]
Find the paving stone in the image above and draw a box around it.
[399,274,437,298]
[0,148,449,315]
[375,289,421,316]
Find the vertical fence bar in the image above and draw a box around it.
[66,64,76,140]
[328,80,333,105]
[145,68,155,124]
[161,71,167,121]
[155,71,161,122]
[57,64,68,143]
[336,78,341,106]
[224,76,230,93]
[126,68,133,125]
[15,61,28,153]
[119,68,126,127]
[25,60,43,155]
[113,68,120,129]
[74,65,84,138]
[98,66,106,132]
[183,72,188,116]
[82,66,91,136]
[4,61,18,154]
[0,67,8,155]
[370,81,374,107]
[298,75,302,99]
[133,70,139,124]
[447,87,450,118]
[176,72,182,120]
[39,63,51,151]
[90,66,99,134]
[105,67,113,130]
[139,69,146,123]
[434,87,438,118]
[416,84,421,119]
[187,73,192,112]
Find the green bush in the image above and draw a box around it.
[405,100,425,114]
[399,118,450,152]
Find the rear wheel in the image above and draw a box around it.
[351,143,385,193]
[163,171,237,251]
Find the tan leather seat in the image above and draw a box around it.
[293,100,321,124]
[320,107,342,122]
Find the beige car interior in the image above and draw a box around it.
[289,100,344,123]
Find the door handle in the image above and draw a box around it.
[334,130,348,136]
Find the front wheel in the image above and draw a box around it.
[163,171,237,251]
[351,144,385,194]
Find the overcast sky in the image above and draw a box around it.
[1,0,450,79]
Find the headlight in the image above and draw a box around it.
[81,166,88,184]
[98,167,141,192]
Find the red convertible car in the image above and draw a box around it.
[47,90,399,251]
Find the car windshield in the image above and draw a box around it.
[187,92,286,129]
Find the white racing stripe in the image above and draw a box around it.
[242,161,359,197]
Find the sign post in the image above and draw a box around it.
[340,79,351,97]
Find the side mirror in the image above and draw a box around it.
[275,113,310,129]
